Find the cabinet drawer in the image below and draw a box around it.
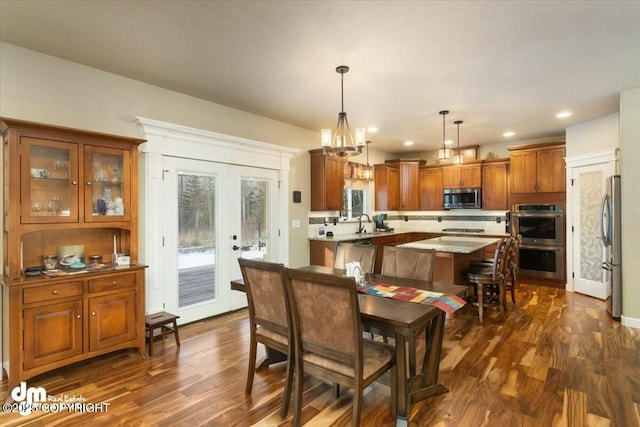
[23,282,83,304]
[89,273,137,293]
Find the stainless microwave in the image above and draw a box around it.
[443,188,482,209]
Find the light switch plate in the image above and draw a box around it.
[292,219,300,228]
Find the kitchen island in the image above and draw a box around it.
[398,236,501,284]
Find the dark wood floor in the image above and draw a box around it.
[2,283,639,426]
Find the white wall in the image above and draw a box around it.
[620,88,640,326]
[0,42,319,300]
[566,113,620,158]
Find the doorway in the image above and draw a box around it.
[162,157,279,324]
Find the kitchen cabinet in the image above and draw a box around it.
[1,118,146,390]
[309,240,339,268]
[419,166,443,210]
[310,149,346,211]
[509,143,566,193]
[374,163,399,211]
[442,163,482,189]
[375,159,425,211]
[481,159,509,210]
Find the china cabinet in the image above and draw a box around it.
[2,118,146,389]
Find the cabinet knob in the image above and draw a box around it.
[86,181,92,186]
[91,311,96,316]
[72,180,78,185]
[112,281,117,285]
[52,289,59,295]
[76,314,81,319]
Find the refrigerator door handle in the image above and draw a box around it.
[600,193,611,245]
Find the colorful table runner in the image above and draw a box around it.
[357,281,467,314]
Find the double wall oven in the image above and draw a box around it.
[512,204,564,280]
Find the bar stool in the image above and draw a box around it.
[145,311,180,356]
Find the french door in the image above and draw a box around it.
[162,157,279,324]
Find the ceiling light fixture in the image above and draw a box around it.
[452,120,464,165]
[438,110,451,161]
[503,131,515,137]
[556,111,572,118]
[362,140,373,180]
[404,140,414,146]
[321,65,365,157]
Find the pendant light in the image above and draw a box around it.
[438,110,451,161]
[362,140,373,180]
[453,120,464,165]
[321,65,365,157]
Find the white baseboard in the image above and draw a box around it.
[621,314,640,329]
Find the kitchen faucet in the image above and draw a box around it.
[358,213,371,234]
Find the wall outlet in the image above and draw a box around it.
[496,217,501,223]
[437,216,442,222]
[404,216,409,222]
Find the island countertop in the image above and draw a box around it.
[397,236,500,254]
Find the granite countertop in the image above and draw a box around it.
[397,236,501,254]
[308,229,508,242]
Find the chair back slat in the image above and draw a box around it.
[334,242,378,274]
[239,258,289,336]
[381,246,436,281]
[285,270,362,367]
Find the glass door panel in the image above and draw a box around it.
[20,137,78,223]
[177,173,216,308]
[84,145,130,222]
[240,178,270,260]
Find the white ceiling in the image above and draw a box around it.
[1,1,639,154]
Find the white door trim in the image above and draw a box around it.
[565,148,618,295]
[136,117,299,317]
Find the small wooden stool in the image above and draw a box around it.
[145,311,180,356]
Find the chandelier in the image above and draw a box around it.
[362,140,373,180]
[321,65,365,157]
[438,110,451,161]
[453,120,464,164]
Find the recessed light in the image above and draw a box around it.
[556,111,572,118]
[503,131,515,137]
[367,127,379,133]
[404,140,414,146]
[444,139,454,146]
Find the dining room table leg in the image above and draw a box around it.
[394,332,409,427]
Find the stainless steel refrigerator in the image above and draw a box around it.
[601,175,622,319]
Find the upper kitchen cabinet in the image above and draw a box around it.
[2,118,145,280]
[442,163,482,189]
[375,159,425,211]
[481,159,509,210]
[310,149,346,211]
[419,166,443,210]
[509,142,566,193]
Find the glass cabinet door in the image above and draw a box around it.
[20,137,79,223]
[84,145,131,222]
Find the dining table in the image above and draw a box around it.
[231,264,468,427]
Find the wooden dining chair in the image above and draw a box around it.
[380,245,436,281]
[380,245,437,375]
[334,242,377,274]
[238,258,293,418]
[465,238,510,323]
[284,268,397,427]
[506,234,522,303]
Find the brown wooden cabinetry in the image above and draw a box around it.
[481,159,509,210]
[375,159,425,211]
[2,118,146,390]
[375,163,399,211]
[509,143,566,194]
[310,149,345,211]
[419,167,443,210]
[442,163,482,188]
